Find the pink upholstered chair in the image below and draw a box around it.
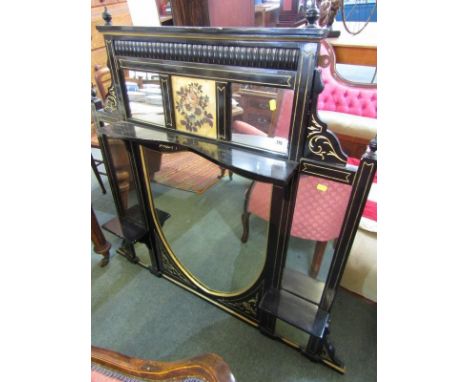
[241,176,352,277]
[235,93,353,277]
[238,42,376,277]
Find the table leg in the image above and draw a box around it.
[309,240,328,278]
[91,207,111,266]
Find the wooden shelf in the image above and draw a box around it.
[98,121,299,186]
[102,205,170,242]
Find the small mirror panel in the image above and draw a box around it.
[231,83,293,154]
[124,70,166,126]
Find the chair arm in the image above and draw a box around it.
[91,346,236,382]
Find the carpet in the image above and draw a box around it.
[153,151,221,194]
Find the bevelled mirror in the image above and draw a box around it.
[231,83,293,155]
[141,146,270,294]
[123,70,166,126]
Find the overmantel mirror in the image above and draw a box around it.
[94,22,377,374]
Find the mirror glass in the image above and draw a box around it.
[143,147,270,293]
[231,83,293,154]
[280,174,352,305]
[124,70,166,126]
[106,137,143,223]
[103,138,154,267]
[275,319,310,349]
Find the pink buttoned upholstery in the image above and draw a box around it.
[317,41,377,119]
[247,176,352,242]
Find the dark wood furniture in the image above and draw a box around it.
[233,86,280,137]
[92,83,107,194]
[314,0,341,37]
[91,207,111,266]
[92,0,132,92]
[93,23,377,374]
[327,22,377,66]
[91,346,236,382]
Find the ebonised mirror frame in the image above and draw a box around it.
[93,23,377,374]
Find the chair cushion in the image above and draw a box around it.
[248,159,377,238]
[248,176,352,242]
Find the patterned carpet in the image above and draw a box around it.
[153,151,222,194]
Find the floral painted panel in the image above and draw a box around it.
[172,76,217,139]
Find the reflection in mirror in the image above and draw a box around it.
[106,138,144,224]
[142,147,270,294]
[275,319,310,349]
[124,70,166,126]
[281,175,352,305]
[231,83,293,154]
[129,242,152,268]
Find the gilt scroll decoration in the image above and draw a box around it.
[305,114,347,164]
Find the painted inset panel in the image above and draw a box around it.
[172,76,217,139]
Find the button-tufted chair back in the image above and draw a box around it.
[317,40,377,119]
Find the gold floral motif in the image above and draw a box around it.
[175,82,214,132]
[104,84,118,113]
[240,297,257,316]
[172,76,217,139]
[219,289,261,318]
